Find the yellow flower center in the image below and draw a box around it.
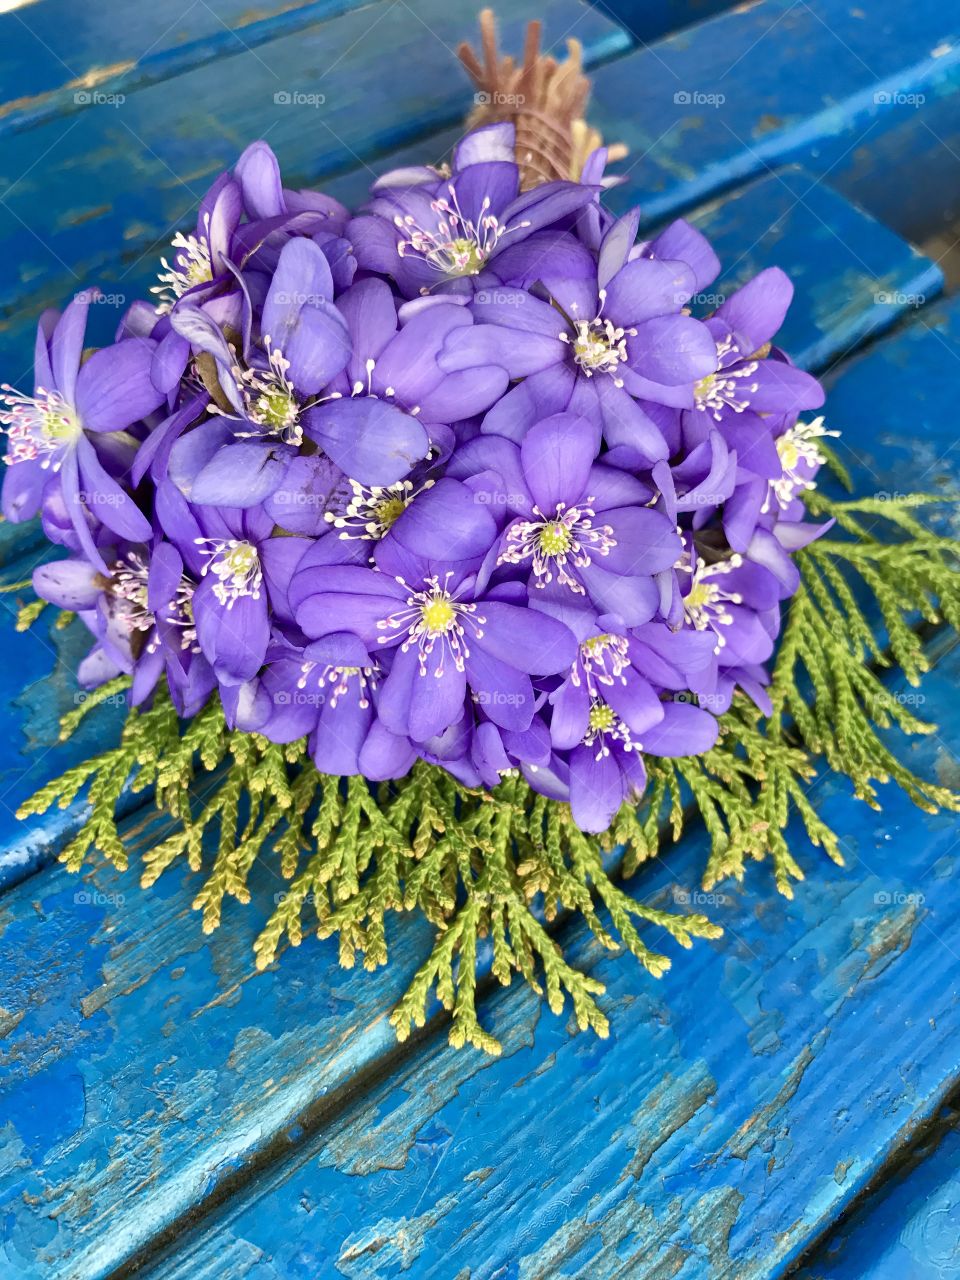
[588,704,616,733]
[694,373,715,404]
[375,496,408,530]
[539,522,572,556]
[777,435,800,470]
[582,632,613,657]
[421,597,457,635]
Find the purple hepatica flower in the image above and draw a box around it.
[177,504,275,685]
[349,123,596,300]
[294,540,577,745]
[151,172,243,315]
[678,541,780,676]
[1,296,164,571]
[546,627,719,831]
[32,541,213,712]
[236,631,382,776]
[684,269,824,452]
[438,215,719,457]
[233,141,349,244]
[316,277,508,448]
[169,255,437,510]
[477,413,682,627]
[723,411,838,554]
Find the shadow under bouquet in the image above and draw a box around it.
[9,14,959,1052]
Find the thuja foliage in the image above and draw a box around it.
[18,491,960,1052]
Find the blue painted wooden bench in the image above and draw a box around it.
[1,1,958,1275]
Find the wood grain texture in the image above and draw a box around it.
[0,171,937,899]
[1,265,957,1280]
[128,290,960,1280]
[593,0,738,45]
[0,0,627,316]
[139,629,960,1280]
[587,0,960,233]
[0,0,368,132]
[797,1106,960,1279]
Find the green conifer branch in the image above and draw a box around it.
[15,491,960,1050]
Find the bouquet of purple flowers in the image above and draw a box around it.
[10,18,958,1050]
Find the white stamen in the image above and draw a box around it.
[693,334,760,419]
[195,538,262,609]
[679,552,744,654]
[152,215,214,314]
[394,184,530,294]
[325,476,435,542]
[763,416,839,512]
[376,572,485,676]
[499,500,616,592]
[0,384,81,468]
[559,292,636,387]
[214,337,302,445]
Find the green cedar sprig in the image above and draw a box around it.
[17,490,960,1051]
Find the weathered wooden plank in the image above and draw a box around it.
[683,167,943,371]
[0,173,938,898]
[797,1103,960,1279]
[594,0,738,45]
[588,0,960,234]
[134,638,960,1278]
[0,0,366,130]
[0,0,627,312]
[2,278,957,1279]
[8,0,958,378]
